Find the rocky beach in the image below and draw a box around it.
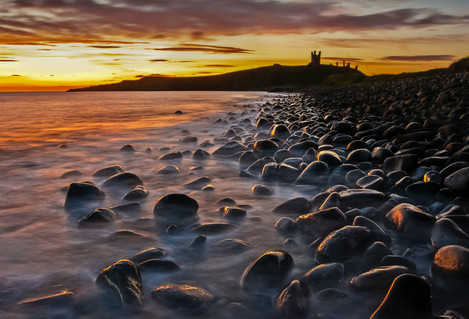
[2,70,469,319]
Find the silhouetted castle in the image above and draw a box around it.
[310,51,321,68]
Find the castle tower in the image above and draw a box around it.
[310,50,321,68]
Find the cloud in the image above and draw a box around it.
[0,59,18,62]
[88,45,122,49]
[203,64,236,67]
[381,55,456,61]
[149,59,169,62]
[1,0,467,45]
[154,43,253,54]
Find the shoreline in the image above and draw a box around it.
[2,71,469,318]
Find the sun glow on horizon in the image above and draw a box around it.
[0,0,468,91]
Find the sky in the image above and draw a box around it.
[0,0,468,91]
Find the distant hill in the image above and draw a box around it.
[68,64,364,92]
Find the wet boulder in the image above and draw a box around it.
[338,189,386,209]
[93,165,125,178]
[431,218,469,249]
[213,141,247,156]
[385,203,436,241]
[254,139,279,157]
[274,280,311,317]
[370,274,432,319]
[153,193,199,222]
[192,222,237,235]
[433,245,469,280]
[151,284,214,315]
[212,238,252,253]
[301,262,345,291]
[270,124,291,140]
[184,176,212,190]
[317,151,342,168]
[193,149,210,160]
[103,172,143,190]
[241,250,294,291]
[275,217,297,234]
[252,184,273,196]
[96,259,144,313]
[64,182,105,211]
[123,185,148,201]
[222,206,247,219]
[78,207,116,227]
[296,207,347,238]
[129,247,167,263]
[383,155,418,173]
[138,259,181,273]
[316,226,371,263]
[120,144,136,152]
[444,167,469,193]
[353,216,391,245]
[272,197,311,215]
[350,265,409,294]
[156,165,180,175]
[295,161,329,185]
[158,151,183,160]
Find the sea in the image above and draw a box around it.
[0,91,317,319]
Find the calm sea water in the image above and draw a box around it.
[0,91,318,319]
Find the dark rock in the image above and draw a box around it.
[222,206,247,219]
[193,149,210,160]
[370,274,432,319]
[156,165,180,175]
[274,149,291,162]
[289,141,318,157]
[252,184,273,196]
[213,141,247,156]
[360,241,393,270]
[212,238,252,252]
[189,235,207,248]
[433,245,469,280]
[270,124,291,139]
[139,259,181,272]
[353,216,391,245]
[296,207,347,238]
[316,226,371,263]
[78,207,116,227]
[379,255,417,274]
[247,157,275,176]
[180,136,197,143]
[151,284,214,314]
[350,265,410,294]
[192,222,237,235]
[241,250,294,291]
[345,169,365,187]
[274,280,311,317]
[302,262,345,291]
[129,248,167,263]
[440,161,469,179]
[239,151,258,169]
[254,139,279,157]
[216,198,237,206]
[317,150,342,168]
[120,144,136,152]
[347,148,372,163]
[295,161,329,185]
[93,165,125,178]
[444,167,469,192]
[339,189,386,209]
[385,203,436,241]
[158,151,183,160]
[111,202,143,214]
[184,176,212,190]
[64,182,105,211]
[153,193,199,222]
[272,197,311,215]
[123,185,148,201]
[431,218,469,249]
[356,175,384,190]
[96,259,144,312]
[103,172,143,190]
[275,217,297,234]
[383,155,418,173]
[18,291,74,307]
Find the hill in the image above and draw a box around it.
[68,64,363,92]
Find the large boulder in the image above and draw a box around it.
[272,197,311,215]
[96,259,144,313]
[153,194,199,222]
[151,284,214,315]
[64,182,105,211]
[274,280,311,317]
[433,245,469,280]
[296,207,347,238]
[102,172,143,190]
[385,203,435,241]
[370,274,432,319]
[241,250,294,291]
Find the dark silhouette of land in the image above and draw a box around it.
[68,56,468,92]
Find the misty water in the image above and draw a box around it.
[0,91,322,318]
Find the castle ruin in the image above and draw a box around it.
[310,51,321,68]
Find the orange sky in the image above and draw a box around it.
[0,0,468,91]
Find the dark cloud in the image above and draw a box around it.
[203,64,236,67]
[149,59,169,62]
[0,59,18,62]
[11,74,21,76]
[323,57,363,62]
[88,45,122,49]
[154,43,252,54]
[381,55,456,61]
[1,0,468,44]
